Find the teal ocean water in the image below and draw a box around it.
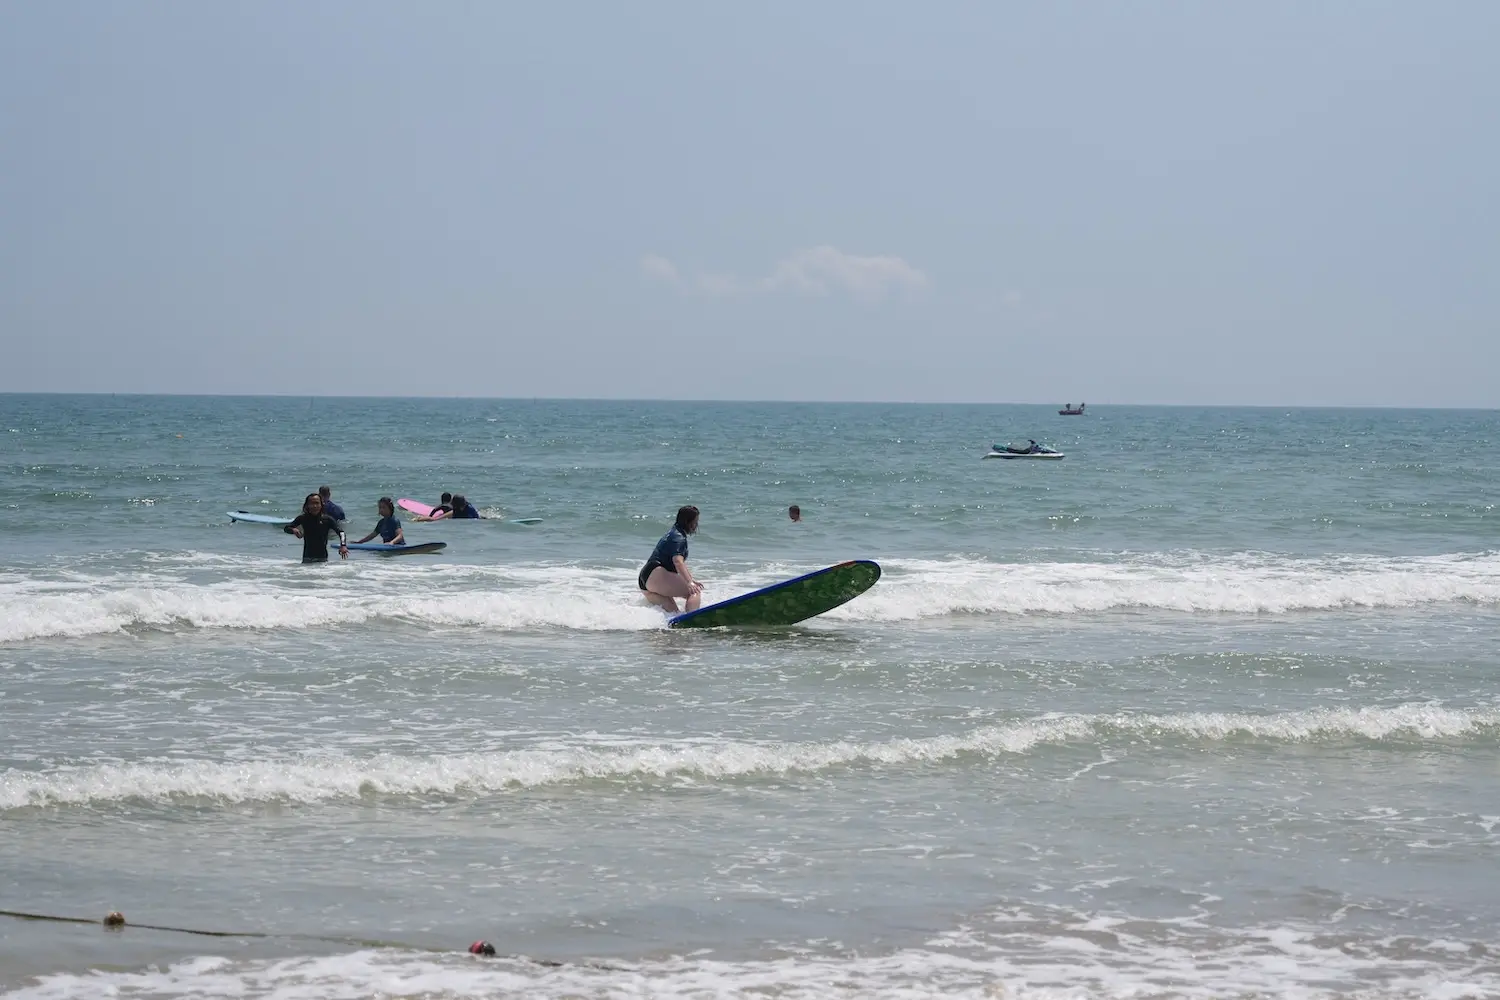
[2,395,1498,999]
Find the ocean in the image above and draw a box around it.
[1,394,1497,999]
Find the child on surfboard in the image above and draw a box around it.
[638,505,703,613]
[411,494,450,524]
[354,497,405,546]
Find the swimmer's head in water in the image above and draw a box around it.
[441,492,453,504]
[675,505,700,534]
[788,505,801,521]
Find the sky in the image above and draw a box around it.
[2,2,1497,405]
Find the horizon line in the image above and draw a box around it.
[0,391,1496,411]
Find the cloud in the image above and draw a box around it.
[762,246,928,301]
[640,246,928,302]
[638,254,683,287]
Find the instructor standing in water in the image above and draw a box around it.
[285,492,348,563]
[639,505,702,612]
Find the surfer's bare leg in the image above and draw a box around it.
[643,590,680,613]
[646,566,694,612]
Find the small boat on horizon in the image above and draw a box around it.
[1059,402,1086,415]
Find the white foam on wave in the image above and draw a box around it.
[5,703,1494,810]
[0,562,663,643]
[4,550,1500,643]
[832,551,1500,621]
[6,922,1497,1000]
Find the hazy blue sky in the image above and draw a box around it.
[3,3,1496,404]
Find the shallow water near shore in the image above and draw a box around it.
[2,395,1498,998]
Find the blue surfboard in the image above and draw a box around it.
[345,541,447,555]
[668,560,881,629]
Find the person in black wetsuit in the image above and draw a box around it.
[415,492,454,522]
[638,505,702,612]
[284,492,348,563]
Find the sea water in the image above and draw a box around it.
[1,395,1497,999]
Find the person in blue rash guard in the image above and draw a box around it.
[638,505,702,613]
[448,494,480,519]
[285,493,348,563]
[354,497,405,545]
[317,485,346,523]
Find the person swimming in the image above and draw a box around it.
[284,492,348,563]
[354,497,405,545]
[788,504,801,522]
[638,505,702,613]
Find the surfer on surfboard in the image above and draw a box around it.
[639,505,703,613]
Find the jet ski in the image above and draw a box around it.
[983,441,1064,460]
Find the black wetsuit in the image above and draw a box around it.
[285,513,344,563]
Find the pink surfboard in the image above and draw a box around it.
[397,498,448,521]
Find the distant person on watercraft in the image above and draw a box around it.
[285,493,348,563]
[354,497,405,545]
[318,485,346,523]
[448,494,481,519]
[638,505,702,613]
[788,505,801,523]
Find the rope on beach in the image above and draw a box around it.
[0,908,571,967]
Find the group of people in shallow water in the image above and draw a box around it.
[636,503,803,613]
[281,486,482,563]
[283,486,804,616]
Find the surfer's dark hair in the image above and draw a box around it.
[378,497,394,514]
[302,493,320,513]
[441,492,452,503]
[675,505,700,532]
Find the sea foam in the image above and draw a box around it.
[3,550,1499,643]
[4,703,1494,810]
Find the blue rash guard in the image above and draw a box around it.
[375,515,403,543]
[638,527,689,590]
[450,502,480,519]
[322,499,346,521]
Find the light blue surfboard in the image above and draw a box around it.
[228,510,293,526]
